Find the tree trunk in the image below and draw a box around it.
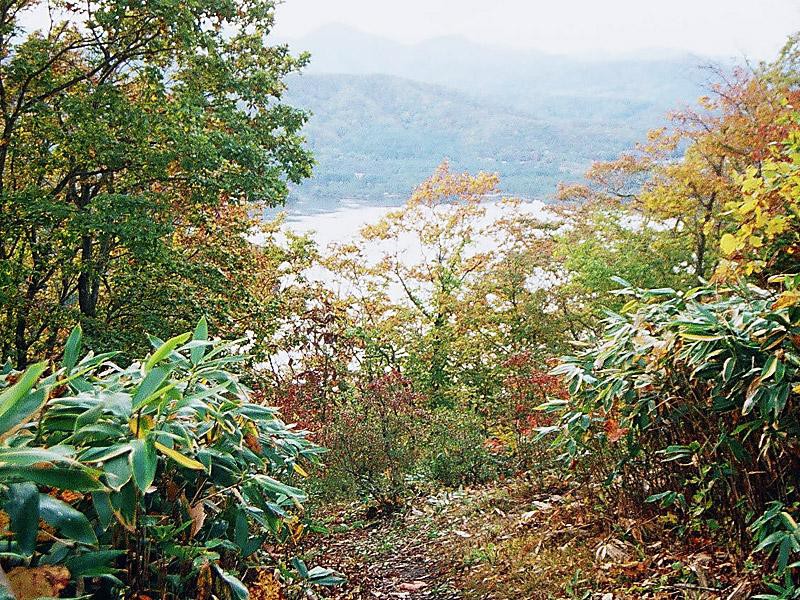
[78,233,98,318]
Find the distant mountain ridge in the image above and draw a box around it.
[282,72,597,212]
[277,24,727,213]
[286,24,714,105]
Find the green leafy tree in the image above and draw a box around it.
[0,0,313,366]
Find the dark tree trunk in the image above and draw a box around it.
[78,233,98,318]
[14,309,28,368]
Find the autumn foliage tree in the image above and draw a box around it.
[558,57,799,281]
[326,164,564,410]
[257,164,576,496]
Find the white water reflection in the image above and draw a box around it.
[280,198,556,257]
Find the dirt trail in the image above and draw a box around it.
[299,481,754,600]
[308,506,462,599]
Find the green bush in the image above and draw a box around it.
[547,278,800,587]
[0,319,331,598]
[312,382,502,503]
[316,370,422,508]
[422,409,500,487]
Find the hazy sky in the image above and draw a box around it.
[273,0,799,59]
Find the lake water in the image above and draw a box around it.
[279,198,556,255]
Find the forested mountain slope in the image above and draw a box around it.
[289,24,709,108]
[282,73,600,210]
[280,25,718,210]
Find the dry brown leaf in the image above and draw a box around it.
[197,562,212,600]
[189,501,206,538]
[726,580,752,600]
[249,569,285,600]
[8,566,70,600]
[398,580,428,592]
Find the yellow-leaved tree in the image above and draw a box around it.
[717,119,800,281]
[559,63,798,280]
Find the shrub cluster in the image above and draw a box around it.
[0,321,336,599]
[547,279,800,592]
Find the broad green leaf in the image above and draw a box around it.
[725,436,749,462]
[0,362,47,435]
[68,424,127,444]
[132,366,170,410]
[0,466,105,492]
[66,550,125,578]
[70,376,94,393]
[5,483,39,556]
[82,444,133,464]
[130,438,157,491]
[233,511,264,558]
[40,494,98,546]
[291,557,309,578]
[779,536,791,573]
[134,382,177,412]
[104,453,133,491]
[192,317,208,366]
[534,398,568,412]
[780,511,799,530]
[234,510,249,552]
[75,402,106,429]
[645,490,678,507]
[145,333,191,371]
[774,383,791,416]
[253,474,306,501]
[610,276,632,288]
[239,404,279,420]
[0,446,78,467]
[212,565,248,600]
[761,355,779,380]
[722,356,736,382]
[63,325,82,373]
[110,482,137,529]
[71,351,120,375]
[92,492,114,530]
[307,566,346,586]
[754,531,786,553]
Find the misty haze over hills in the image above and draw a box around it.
[279,24,726,214]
